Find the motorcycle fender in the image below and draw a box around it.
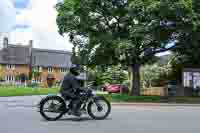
[90,96,106,107]
[39,95,66,107]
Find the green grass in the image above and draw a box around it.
[1,86,200,103]
[0,86,59,97]
[168,97,200,103]
[111,94,200,103]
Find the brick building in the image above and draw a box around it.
[0,37,72,84]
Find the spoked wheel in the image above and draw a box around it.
[88,97,111,120]
[39,96,66,121]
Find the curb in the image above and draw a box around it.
[3,103,200,108]
[111,103,200,107]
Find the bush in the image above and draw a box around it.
[27,83,39,88]
[88,65,128,86]
[141,63,172,88]
[111,94,162,102]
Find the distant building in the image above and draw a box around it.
[31,48,72,84]
[0,37,72,85]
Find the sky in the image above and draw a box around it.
[0,0,170,56]
[0,0,73,51]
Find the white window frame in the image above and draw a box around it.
[32,79,41,84]
[5,75,15,82]
[48,67,53,73]
[60,68,67,73]
[6,64,15,70]
[33,66,42,72]
[39,66,42,72]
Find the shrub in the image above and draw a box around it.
[27,83,39,88]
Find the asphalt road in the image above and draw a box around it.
[1,96,200,133]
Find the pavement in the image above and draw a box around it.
[1,96,200,133]
[1,95,200,107]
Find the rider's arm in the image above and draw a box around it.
[71,77,81,91]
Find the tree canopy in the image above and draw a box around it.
[56,0,194,95]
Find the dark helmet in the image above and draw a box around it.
[70,64,80,76]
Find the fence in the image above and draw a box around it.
[141,87,167,96]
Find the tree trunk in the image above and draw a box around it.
[128,66,132,93]
[130,63,141,96]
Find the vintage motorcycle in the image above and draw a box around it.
[38,88,111,121]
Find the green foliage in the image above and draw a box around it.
[168,0,200,73]
[15,74,21,81]
[56,0,190,65]
[27,83,39,88]
[15,73,28,82]
[111,94,162,102]
[141,62,172,87]
[87,65,128,86]
[56,0,194,95]
[32,71,41,80]
[0,76,4,81]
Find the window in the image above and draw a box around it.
[33,56,36,64]
[7,64,15,70]
[5,75,15,82]
[48,67,53,73]
[39,66,42,72]
[60,68,68,73]
[33,66,42,72]
[184,71,200,89]
[32,79,41,84]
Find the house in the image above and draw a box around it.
[0,37,72,85]
[0,37,31,83]
[31,48,72,84]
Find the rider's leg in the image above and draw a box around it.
[72,98,82,116]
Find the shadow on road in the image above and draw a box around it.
[59,117,93,122]
[40,116,112,122]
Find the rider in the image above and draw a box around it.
[60,64,83,116]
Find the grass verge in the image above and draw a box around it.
[0,86,58,97]
[111,94,162,103]
[1,86,200,104]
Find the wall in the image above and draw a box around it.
[40,67,67,83]
[141,87,166,96]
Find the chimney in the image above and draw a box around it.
[3,37,8,48]
[29,40,33,48]
[28,40,33,68]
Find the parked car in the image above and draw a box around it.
[102,84,129,94]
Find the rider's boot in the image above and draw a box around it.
[71,101,82,117]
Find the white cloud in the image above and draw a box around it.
[0,0,16,32]
[10,28,33,45]
[11,0,73,51]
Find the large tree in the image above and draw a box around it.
[56,0,192,95]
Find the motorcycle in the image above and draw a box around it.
[38,88,111,121]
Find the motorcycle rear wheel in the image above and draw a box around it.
[39,96,66,121]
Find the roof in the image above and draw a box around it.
[0,44,31,65]
[0,43,72,67]
[31,48,72,68]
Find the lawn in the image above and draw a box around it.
[1,86,200,103]
[0,86,163,102]
[0,86,160,102]
[0,86,59,97]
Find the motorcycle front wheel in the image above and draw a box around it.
[87,96,111,120]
